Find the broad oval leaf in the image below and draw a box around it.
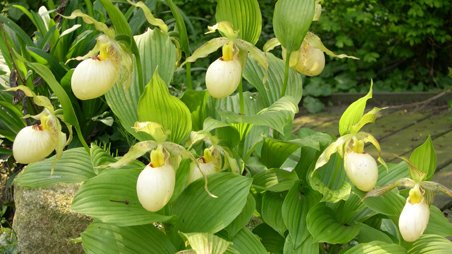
[216,0,262,45]
[355,223,394,244]
[230,228,268,254]
[409,136,436,181]
[225,194,256,238]
[172,172,252,233]
[252,223,285,253]
[284,235,319,254]
[82,222,176,254]
[261,191,287,236]
[261,137,299,169]
[273,0,315,52]
[306,203,361,244]
[363,189,405,217]
[72,166,172,226]
[343,241,406,254]
[282,184,320,249]
[253,168,299,192]
[310,153,351,203]
[14,148,95,188]
[424,206,452,237]
[137,72,192,144]
[182,232,231,254]
[407,234,452,254]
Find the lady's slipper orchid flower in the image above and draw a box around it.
[205,42,242,98]
[399,185,430,242]
[344,151,378,192]
[71,35,121,100]
[136,147,175,212]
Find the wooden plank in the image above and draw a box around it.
[431,164,452,210]
[378,111,451,162]
[362,109,432,140]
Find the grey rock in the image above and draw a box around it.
[13,184,91,254]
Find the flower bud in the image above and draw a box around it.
[13,125,57,164]
[205,57,242,99]
[293,41,325,76]
[344,151,378,191]
[398,186,430,242]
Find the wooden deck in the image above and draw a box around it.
[294,94,452,213]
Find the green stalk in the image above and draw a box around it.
[166,0,192,89]
[84,0,94,17]
[238,80,244,115]
[238,51,248,115]
[185,62,193,90]
[281,50,291,97]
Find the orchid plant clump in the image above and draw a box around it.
[1,0,451,253]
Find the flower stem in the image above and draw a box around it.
[186,62,193,91]
[239,80,245,115]
[281,50,291,97]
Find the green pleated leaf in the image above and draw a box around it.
[424,206,452,237]
[182,233,231,254]
[244,53,303,107]
[306,203,361,244]
[216,0,262,45]
[137,71,192,144]
[0,100,26,141]
[273,0,315,52]
[377,162,409,186]
[14,148,95,188]
[172,172,252,233]
[261,191,287,236]
[72,166,172,226]
[230,228,268,254]
[407,234,452,254]
[310,153,351,203]
[252,223,285,253]
[253,168,299,192]
[339,83,373,135]
[82,222,176,254]
[343,241,406,254]
[220,96,298,134]
[225,194,256,238]
[106,29,176,141]
[409,136,436,181]
[355,223,394,244]
[261,137,299,168]
[182,90,209,131]
[284,235,319,254]
[282,183,317,248]
[27,62,88,148]
[363,189,405,217]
